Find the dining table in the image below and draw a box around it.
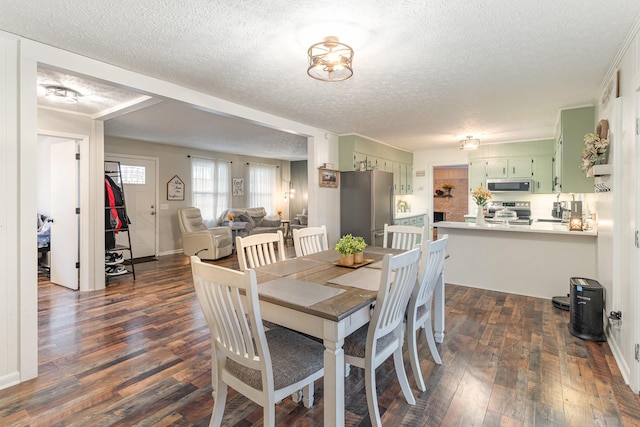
[252,246,446,427]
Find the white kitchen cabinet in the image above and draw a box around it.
[405,164,413,193]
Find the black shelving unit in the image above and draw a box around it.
[104,160,135,280]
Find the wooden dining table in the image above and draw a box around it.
[252,247,446,427]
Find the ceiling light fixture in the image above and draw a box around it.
[459,135,480,151]
[44,85,80,103]
[307,36,354,82]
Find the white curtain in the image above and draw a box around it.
[191,157,230,225]
[248,163,277,214]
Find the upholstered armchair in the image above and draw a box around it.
[178,208,233,260]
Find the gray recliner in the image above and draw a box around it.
[178,207,233,260]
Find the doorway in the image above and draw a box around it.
[37,135,82,290]
[432,165,468,238]
[105,154,158,259]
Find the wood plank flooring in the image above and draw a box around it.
[1,250,639,426]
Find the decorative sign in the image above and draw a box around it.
[167,175,185,201]
[415,170,426,177]
[232,178,245,196]
[319,168,339,188]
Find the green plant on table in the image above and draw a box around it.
[352,236,367,253]
[335,234,357,255]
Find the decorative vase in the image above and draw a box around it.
[340,253,355,266]
[228,220,234,227]
[354,252,364,264]
[475,205,485,226]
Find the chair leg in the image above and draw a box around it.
[291,389,302,403]
[407,325,426,392]
[365,364,383,427]
[393,347,416,405]
[302,381,315,408]
[423,316,442,365]
[263,402,276,427]
[209,382,227,427]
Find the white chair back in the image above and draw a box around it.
[293,225,328,257]
[407,234,448,392]
[236,230,286,271]
[191,256,324,426]
[382,224,426,250]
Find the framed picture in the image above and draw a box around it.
[167,175,185,200]
[232,178,244,196]
[319,168,339,188]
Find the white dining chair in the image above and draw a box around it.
[343,247,421,427]
[190,256,324,427]
[236,230,286,271]
[407,234,448,392]
[382,223,426,250]
[293,225,328,257]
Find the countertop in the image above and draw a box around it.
[433,220,597,236]
[394,212,426,219]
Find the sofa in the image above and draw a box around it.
[217,207,284,236]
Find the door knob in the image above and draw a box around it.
[151,205,155,208]
[151,212,155,215]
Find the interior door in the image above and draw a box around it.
[50,139,79,290]
[106,155,157,258]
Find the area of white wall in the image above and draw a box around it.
[308,133,340,245]
[595,19,640,391]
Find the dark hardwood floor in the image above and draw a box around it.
[1,248,639,426]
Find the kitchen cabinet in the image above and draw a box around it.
[405,164,413,193]
[394,214,425,227]
[468,159,487,190]
[532,156,553,193]
[486,157,532,179]
[554,106,595,193]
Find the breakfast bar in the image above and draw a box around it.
[434,221,597,299]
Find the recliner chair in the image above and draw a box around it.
[177,207,233,260]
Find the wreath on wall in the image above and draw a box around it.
[580,119,609,176]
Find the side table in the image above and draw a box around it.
[229,221,248,251]
[280,219,291,240]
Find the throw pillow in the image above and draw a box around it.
[252,216,264,227]
[239,213,255,231]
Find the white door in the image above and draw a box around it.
[106,155,157,258]
[50,139,79,290]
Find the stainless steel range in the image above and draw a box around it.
[485,201,533,225]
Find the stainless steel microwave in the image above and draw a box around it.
[486,179,532,192]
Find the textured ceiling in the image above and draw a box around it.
[3,1,640,158]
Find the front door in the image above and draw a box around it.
[106,155,157,258]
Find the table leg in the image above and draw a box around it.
[323,324,345,427]
[434,270,445,343]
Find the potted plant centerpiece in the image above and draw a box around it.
[227,213,234,227]
[471,185,492,225]
[335,234,357,266]
[353,236,367,264]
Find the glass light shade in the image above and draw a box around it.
[459,136,480,151]
[45,86,80,103]
[307,36,353,82]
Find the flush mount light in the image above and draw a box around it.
[307,36,354,82]
[44,85,80,103]
[459,135,480,151]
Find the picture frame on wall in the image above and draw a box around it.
[232,178,244,196]
[167,175,185,200]
[319,168,339,188]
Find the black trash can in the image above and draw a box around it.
[568,277,606,342]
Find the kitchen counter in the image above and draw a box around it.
[434,221,597,299]
[434,220,597,236]
[394,212,426,220]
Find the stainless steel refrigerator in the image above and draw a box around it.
[340,170,394,246]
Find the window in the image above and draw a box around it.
[120,165,145,185]
[248,163,277,214]
[190,157,230,225]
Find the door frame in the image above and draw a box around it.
[38,129,90,292]
[105,153,160,258]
